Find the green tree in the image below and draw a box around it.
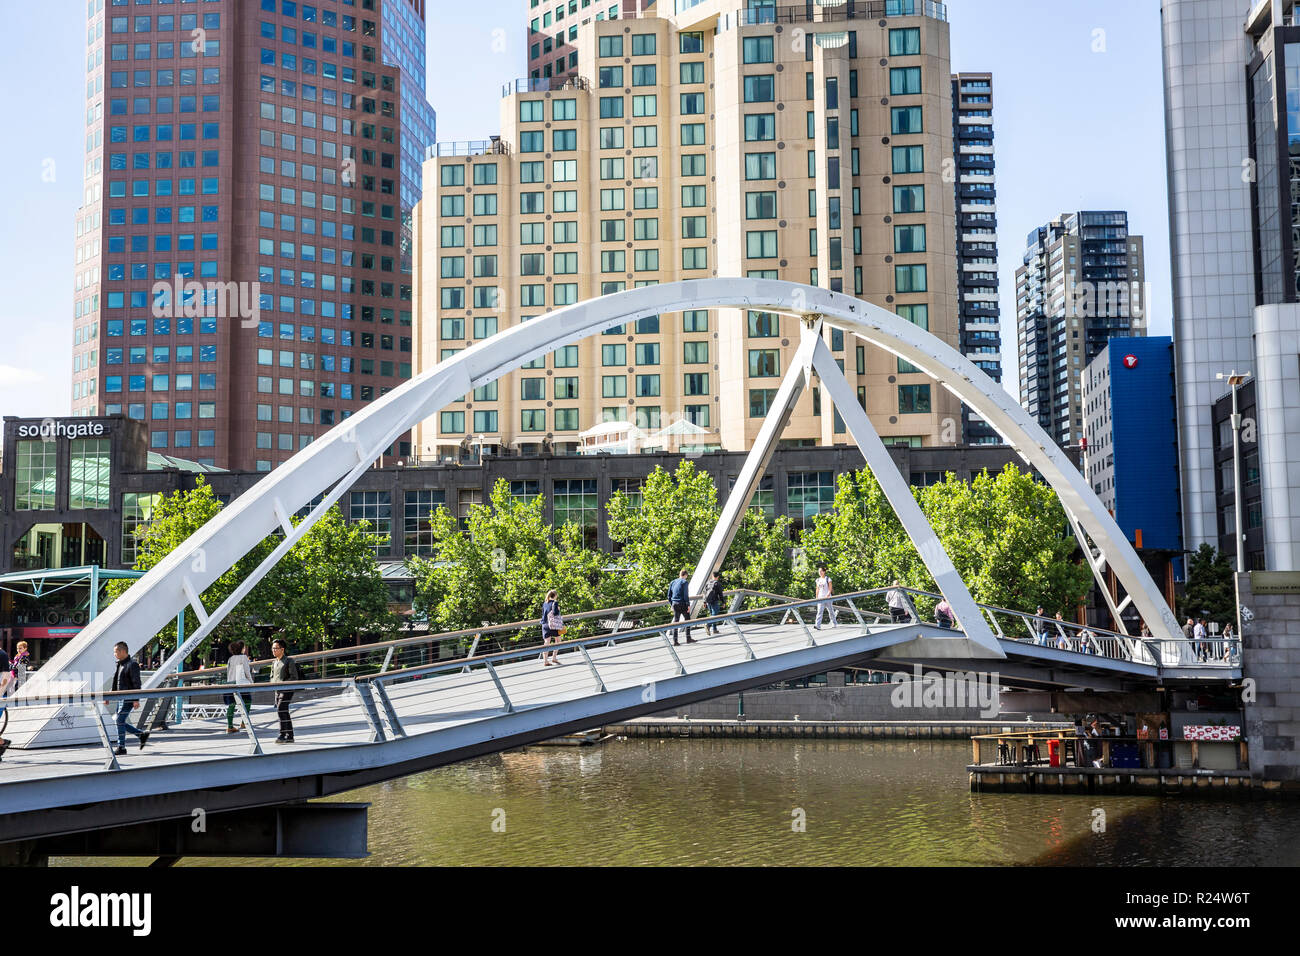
[605,460,719,606]
[107,479,396,660]
[1181,543,1236,625]
[726,507,796,600]
[795,465,1093,615]
[258,506,397,652]
[105,478,272,658]
[407,480,613,642]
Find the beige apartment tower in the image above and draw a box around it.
[415,1,960,459]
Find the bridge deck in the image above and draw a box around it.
[0,619,856,797]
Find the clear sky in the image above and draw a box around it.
[0,0,1171,419]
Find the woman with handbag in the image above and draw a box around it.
[541,589,566,666]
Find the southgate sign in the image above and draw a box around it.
[15,419,110,440]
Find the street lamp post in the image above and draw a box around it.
[1216,371,1252,573]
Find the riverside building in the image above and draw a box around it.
[415,0,962,459]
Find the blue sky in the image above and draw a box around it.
[0,0,1170,419]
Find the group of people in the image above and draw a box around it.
[1182,617,1237,662]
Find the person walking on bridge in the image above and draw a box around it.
[702,570,725,636]
[934,598,955,629]
[814,566,837,629]
[224,640,254,734]
[270,639,301,744]
[886,582,910,624]
[106,642,150,756]
[0,644,12,760]
[668,569,696,645]
[541,589,565,666]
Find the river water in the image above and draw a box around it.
[156,738,1300,867]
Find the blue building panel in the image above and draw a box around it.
[1107,338,1181,552]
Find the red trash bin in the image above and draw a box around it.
[1047,739,1062,767]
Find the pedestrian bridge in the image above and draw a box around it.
[0,588,1240,844]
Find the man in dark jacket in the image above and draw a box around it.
[270,639,301,743]
[703,570,725,635]
[106,641,149,755]
[667,569,695,645]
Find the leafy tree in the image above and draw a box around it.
[795,465,1093,616]
[106,479,395,660]
[725,508,796,601]
[1181,543,1236,626]
[407,480,613,643]
[605,460,720,606]
[258,506,397,651]
[105,478,272,658]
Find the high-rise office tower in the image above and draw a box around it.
[70,0,436,472]
[1015,211,1146,449]
[950,72,1000,445]
[527,0,656,81]
[1163,0,1300,572]
[417,1,962,460]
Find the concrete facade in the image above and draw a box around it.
[1237,570,1300,788]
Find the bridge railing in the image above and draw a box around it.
[4,587,900,770]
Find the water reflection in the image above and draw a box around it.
[63,739,1300,867]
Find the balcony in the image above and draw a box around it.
[426,139,511,159]
[721,0,947,29]
[502,75,591,98]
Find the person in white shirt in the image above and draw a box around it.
[814,566,837,629]
[1193,619,1208,662]
[224,639,255,734]
[886,582,910,624]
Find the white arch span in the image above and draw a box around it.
[9,279,1181,747]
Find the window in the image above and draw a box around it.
[893,184,925,213]
[743,36,774,63]
[787,472,835,535]
[14,441,58,511]
[743,75,774,102]
[746,191,776,219]
[889,28,921,56]
[889,67,922,96]
[746,230,777,258]
[892,145,924,174]
[748,311,778,337]
[440,410,465,433]
[349,491,392,556]
[70,439,112,509]
[891,106,923,135]
[749,388,777,417]
[554,479,598,548]
[748,349,780,377]
[521,408,546,431]
[121,492,161,564]
[745,152,776,180]
[898,384,932,414]
[602,375,627,398]
[744,113,775,141]
[404,489,446,556]
[602,343,626,366]
[895,264,927,293]
[894,224,926,253]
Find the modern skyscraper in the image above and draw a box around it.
[527,0,655,81]
[70,0,436,472]
[950,72,1000,445]
[1015,211,1146,449]
[416,2,962,460]
[1161,0,1256,559]
[1162,0,1300,571]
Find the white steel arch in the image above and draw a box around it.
[10,279,1181,747]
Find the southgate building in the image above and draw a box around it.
[69,0,436,472]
